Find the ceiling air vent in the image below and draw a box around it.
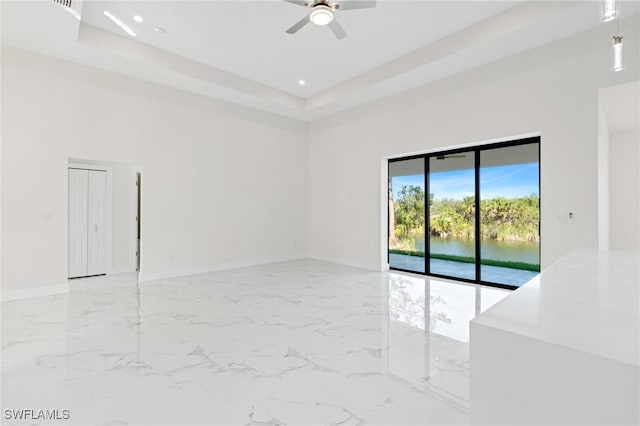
[51,0,80,20]
[52,0,72,8]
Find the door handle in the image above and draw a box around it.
[95,225,98,232]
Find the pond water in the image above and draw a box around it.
[413,236,539,265]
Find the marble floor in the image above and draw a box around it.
[1,259,509,425]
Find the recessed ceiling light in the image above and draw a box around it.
[154,27,166,34]
[104,10,137,37]
[133,15,143,23]
[298,80,306,86]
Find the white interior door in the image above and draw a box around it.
[68,169,89,278]
[87,170,107,276]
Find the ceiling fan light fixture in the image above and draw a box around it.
[310,5,334,26]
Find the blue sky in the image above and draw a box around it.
[391,163,539,201]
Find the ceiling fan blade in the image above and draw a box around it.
[286,14,311,34]
[337,0,377,11]
[283,0,311,7]
[328,18,347,40]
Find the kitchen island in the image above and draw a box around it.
[470,249,639,425]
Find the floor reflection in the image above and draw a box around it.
[389,253,538,287]
[386,272,509,406]
[2,261,510,425]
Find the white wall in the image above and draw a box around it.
[1,46,308,293]
[597,97,611,250]
[610,130,640,251]
[109,162,137,271]
[2,23,639,295]
[307,26,639,271]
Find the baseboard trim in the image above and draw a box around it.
[108,265,137,275]
[1,283,70,302]
[307,255,384,272]
[1,257,381,300]
[138,255,308,283]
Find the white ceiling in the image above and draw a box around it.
[80,1,520,97]
[2,1,639,121]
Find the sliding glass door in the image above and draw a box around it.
[388,158,425,273]
[428,152,476,280]
[479,144,540,286]
[388,137,540,289]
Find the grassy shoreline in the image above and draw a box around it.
[389,249,540,272]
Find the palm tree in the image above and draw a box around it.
[388,179,397,247]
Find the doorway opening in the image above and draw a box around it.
[388,137,540,289]
[68,159,142,279]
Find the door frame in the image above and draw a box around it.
[67,162,113,277]
[129,166,142,273]
[385,135,541,290]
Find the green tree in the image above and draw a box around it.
[429,194,539,242]
[394,185,425,239]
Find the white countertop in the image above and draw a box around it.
[472,249,639,366]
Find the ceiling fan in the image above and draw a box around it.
[436,154,467,160]
[284,0,377,40]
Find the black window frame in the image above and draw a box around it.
[387,136,541,291]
